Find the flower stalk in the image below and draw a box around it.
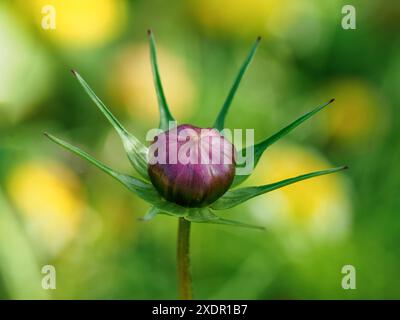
[177,218,192,300]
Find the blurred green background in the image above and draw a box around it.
[0,0,399,299]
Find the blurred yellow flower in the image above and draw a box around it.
[319,78,385,146]
[20,0,127,49]
[190,0,286,37]
[7,161,85,256]
[189,0,330,41]
[108,44,196,123]
[247,143,351,245]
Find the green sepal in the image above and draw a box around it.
[185,207,219,222]
[71,70,149,180]
[202,217,265,230]
[185,208,264,230]
[147,30,175,131]
[214,37,261,131]
[232,99,335,187]
[137,205,264,230]
[212,166,347,210]
[44,133,189,215]
[139,206,159,221]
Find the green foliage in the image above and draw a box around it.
[71,70,149,180]
[212,166,347,210]
[147,30,175,131]
[214,37,261,131]
[232,99,335,187]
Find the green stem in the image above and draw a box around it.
[177,218,192,300]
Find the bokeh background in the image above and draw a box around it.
[0,0,399,299]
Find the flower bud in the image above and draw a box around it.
[148,124,236,207]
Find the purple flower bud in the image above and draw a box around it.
[148,124,236,207]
